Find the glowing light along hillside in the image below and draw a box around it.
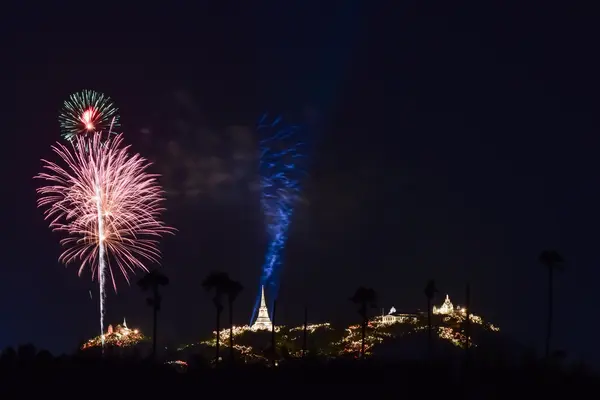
[376,294,499,351]
[81,319,146,350]
[180,294,500,361]
[253,114,306,321]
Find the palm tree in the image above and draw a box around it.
[539,250,564,358]
[225,278,243,363]
[350,287,377,359]
[424,279,438,356]
[202,271,230,365]
[138,269,169,359]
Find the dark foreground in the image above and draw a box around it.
[1,355,598,396]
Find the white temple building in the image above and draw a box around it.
[378,295,460,325]
[433,294,457,315]
[251,286,273,330]
[379,306,418,324]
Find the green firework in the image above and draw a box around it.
[59,90,120,142]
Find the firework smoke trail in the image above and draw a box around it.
[35,132,174,345]
[251,114,306,323]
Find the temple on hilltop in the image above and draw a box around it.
[379,306,418,324]
[107,318,132,335]
[433,294,466,315]
[251,286,273,330]
[81,317,146,350]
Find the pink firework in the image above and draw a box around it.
[36,132,174,288]
[36,132,173,344]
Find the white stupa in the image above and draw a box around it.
[251,285,273,330]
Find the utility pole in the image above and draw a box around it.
[465,283,471,365]
[302,306,308,358]
[271,300,277,366]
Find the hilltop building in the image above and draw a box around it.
[433,294,468,316]
[81,318,146,350]
[379,306,418,324]
[251,286,273,330]
[379,294,466,324]
[433,294,456,315]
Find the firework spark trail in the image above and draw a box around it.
[251,114,306,323]
[35,132,174,344]
[59,90,120,142]
[94,182,107,347]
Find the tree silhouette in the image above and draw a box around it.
[17,344,37,365]
[35,350,53,365]
[225,278,243,363]
[350,287,377,359]
[0,347,17,368]
[539,250,564,358]
[202,271,230,365]
[138,269,169,359]
[424,279,438,356]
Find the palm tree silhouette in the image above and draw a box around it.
[424,279,438,356]
[138,269,169,360]
[350,287,377,359]
[202,271,230,365]
[539,250,564,358]
[225,278,243,363]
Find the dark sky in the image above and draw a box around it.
[5,2,600,366]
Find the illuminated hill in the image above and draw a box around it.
[81,319,147,350]
[176,294,501,362]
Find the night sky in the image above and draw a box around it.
[6,2,600,366]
